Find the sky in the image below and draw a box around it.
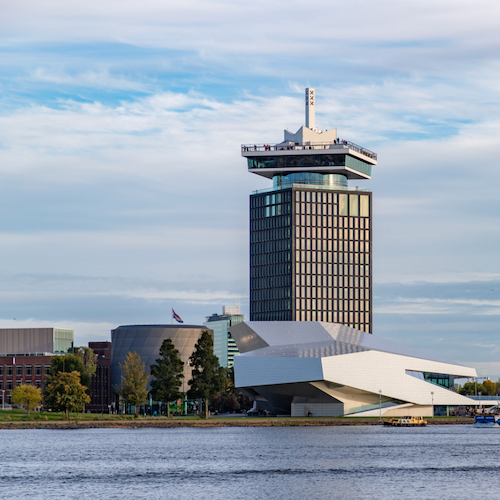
[0,0,499,378]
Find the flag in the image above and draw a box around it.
[172,309,183,323]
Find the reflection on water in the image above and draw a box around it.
[0,426,498,499]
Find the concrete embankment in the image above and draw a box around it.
[0,417,474,429]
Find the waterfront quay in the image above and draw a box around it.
[0,415,474,429]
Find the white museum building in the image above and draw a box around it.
[231,321,477,417]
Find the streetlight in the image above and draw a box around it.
[379,389,382,419]
[431,391,434,418]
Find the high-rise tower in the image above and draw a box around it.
[242,88,377,333]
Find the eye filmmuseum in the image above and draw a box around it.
[234,89,477,417]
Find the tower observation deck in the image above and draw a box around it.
[242,88,376,333]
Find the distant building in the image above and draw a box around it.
[0,354,53,406]
[0,327,74,355]
[242,88,375,332]
[87,341,112,414]
[110,325,213,395]
[0,327,74,407]
[204,306,245,368]
[232,321,478,417]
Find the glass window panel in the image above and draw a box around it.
[339,194,348,215]
[360,195,369,217]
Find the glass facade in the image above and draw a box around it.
[250,190,293,321]
[204,312,245,368]
[250,187,372,333]
[247,154,372,177]
[53,329,74,353]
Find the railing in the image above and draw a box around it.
[252,183,370,195]
[242,141,377,161]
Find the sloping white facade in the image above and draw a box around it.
[231,321,477,417]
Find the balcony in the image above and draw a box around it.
[241,140,377,161]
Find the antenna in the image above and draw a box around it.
[305,87,315,129]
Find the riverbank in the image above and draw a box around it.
[0,416,474,429]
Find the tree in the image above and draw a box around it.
[11,385,41,417]
[74,346,98,383]
[49,354,92,392]
[43,371,91,419]
[188,331,226,418]
[117,352,149,413]
[150,339,184,418]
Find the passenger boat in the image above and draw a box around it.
[383,416,427,427]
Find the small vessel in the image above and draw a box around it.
[474,415,499,425]
[384,416,427,427]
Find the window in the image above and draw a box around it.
[0,366,2,375]
[16,380,22,387]
[7,381,13,390]
[25,366,32,376]
[35,380,42,388]
[16,366,22,376]
[7,366,13,376]
[35,366,42,376]
[45,366,50,375]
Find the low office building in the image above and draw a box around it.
[0,327,74,355]
[0,327,74,407]
[111,325,213,394]
[0,354,53,406]
[231,321,477,417]
[204,306,244,368]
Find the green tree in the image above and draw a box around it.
[150,339,184,418]
[74,346,98,382]
[49,354,92,392]
[11,384,42,417]
[43,371,91,419]
[117,352,149,413]
[188,331,226,418]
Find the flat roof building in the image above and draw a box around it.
[0,327,74,355]
[204,306,244,368]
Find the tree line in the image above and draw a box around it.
[118,331,251,417]
[10,331,250,419]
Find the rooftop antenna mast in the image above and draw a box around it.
[305,87,315,129]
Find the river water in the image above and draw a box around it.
[0,425,498,499]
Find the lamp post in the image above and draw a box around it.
[431,391,434,418]
[379,389,382,419]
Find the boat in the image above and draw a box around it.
[474,415,499,425]
[383,416,427,427]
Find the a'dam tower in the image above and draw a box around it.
[242,88,377,332]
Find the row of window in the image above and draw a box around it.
[251,276,292,291]
[295,226,371,245]
[251,191,292,208]
[0,379,43,390]
[251,205,292,220]
[296,287,370,301]
[251,252,291,266]
[0,365,50,376]
[296,214,370,230]
[296,263,370,277]
[251,240,291,254]
[295,218,370,240]
[250,217,292,234]
[295,251,370,265]
[295,298,370,312]
[251,312,293,321]
[294,310,371,329]
[250,299,292,313]
[296,274,370,289]
[296,238,369,253]
[250,263,292,278]
[251,288,292,300]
